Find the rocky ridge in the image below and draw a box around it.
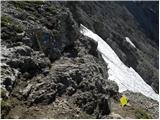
[1,1,159,119]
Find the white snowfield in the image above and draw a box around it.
[80,24,159,101]
[125,37,136,48]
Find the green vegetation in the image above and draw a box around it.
[1,98,19,118]
[9,1,44,9]
[2,14,23,30]
[1,15,9,26]
[0,88,7,98]
[1,99,12,118]
[1,20,23,41]
[1,98,18,109]
[111,99,154,119]
[1,99,11,109]
[9,1,27,9]
[1,15,9,23]
[1,14,23,41]
[135,108,151,119]
[12,22,23,33]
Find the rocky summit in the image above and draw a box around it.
[1,1,159,119]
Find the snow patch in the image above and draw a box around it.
[80,24,159,101]
[125,37,136,48]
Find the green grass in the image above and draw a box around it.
[1,15,9,23]
[0,88,8,98]
[12,22,23,33]
[1,15,23,41]
[135,108,151,119]
[1,98,19,110]
[2,14,23,33]
[1,98,19,118]
[1,15,9,26]
[1,99,11,109]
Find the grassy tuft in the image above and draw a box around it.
[135,108,151,119]
[1,15,9,26]
[12,22,23,33]
[1,99,11,109]
[0,88,8,98]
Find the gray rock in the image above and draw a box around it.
[27,82,57,105]
[20,35,117,116]
[66,86,76,96]
[105,80,119,97]
[12,45,33,56]
[4,45,51,75]
[106,112,123,119]
[22,84,32,98]
[97,95,111,116]
[1,1,158,119]
[1,63,19,91]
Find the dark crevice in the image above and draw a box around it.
[62,44,78,58]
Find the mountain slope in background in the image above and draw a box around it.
[1,1,159,119]
[66,1,159,93]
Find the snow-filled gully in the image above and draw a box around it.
[80,24,159,101]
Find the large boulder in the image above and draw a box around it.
[2,44,51,76]
[21,6,79,62]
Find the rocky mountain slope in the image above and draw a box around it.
[1,1,159,119]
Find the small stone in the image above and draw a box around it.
[22,84,32,97]
[66,87,75,96]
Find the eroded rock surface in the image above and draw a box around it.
[1,1,159,119]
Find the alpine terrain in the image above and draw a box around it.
[1,1,159,119]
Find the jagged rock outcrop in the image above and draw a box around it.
[9,36,118,118]
[1,1,159,119]
[1,1,119,118]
